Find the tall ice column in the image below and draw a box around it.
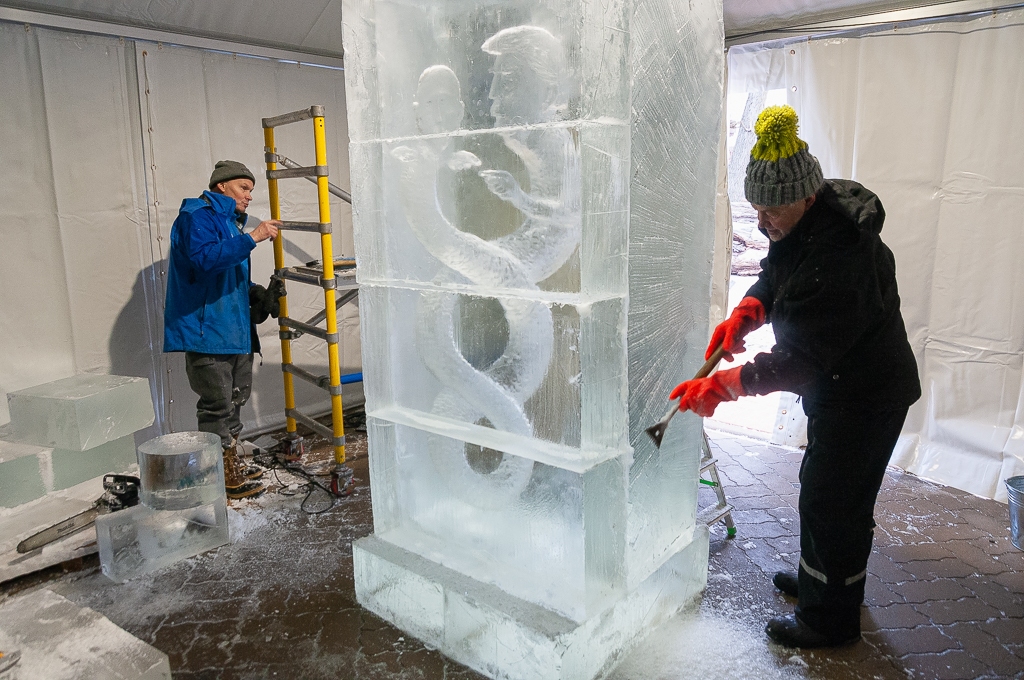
[343,1,723,678]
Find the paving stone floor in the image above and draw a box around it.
[1,429,1021,679]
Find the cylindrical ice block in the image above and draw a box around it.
[137,432,224,510]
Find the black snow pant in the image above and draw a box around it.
[795,402,910,639]
[184,352,253,448]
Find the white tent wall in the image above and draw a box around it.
[0,19,358,442]
[0,23,145,418]
[729,8,1024,501]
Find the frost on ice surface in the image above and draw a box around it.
[5,374,155,451]
[346,0,723,676]
[138,431,224,511]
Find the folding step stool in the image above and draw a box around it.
[697,429,737,537]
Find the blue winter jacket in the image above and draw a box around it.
[163,190,257,354]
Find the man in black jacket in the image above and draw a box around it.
[671,105,921,648]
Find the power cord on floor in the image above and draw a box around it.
[252,450,339,515]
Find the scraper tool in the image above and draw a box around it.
[645,342,727,448]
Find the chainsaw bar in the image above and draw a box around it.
[16,504,101,554]
[15,474,141,554]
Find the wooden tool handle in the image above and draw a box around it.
[693,342,727,380]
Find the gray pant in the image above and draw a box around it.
[184,352,253,448]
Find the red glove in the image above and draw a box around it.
[707,297,766,361]
[669,366,747,418]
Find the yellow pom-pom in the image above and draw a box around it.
[750,105,807,162]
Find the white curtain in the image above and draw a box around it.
[0,21,359,440]
[731,9,1024,500]
[0,24,145,417]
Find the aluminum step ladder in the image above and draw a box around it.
[697,430,737,537]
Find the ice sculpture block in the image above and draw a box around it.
[344,1,723,677]
[7,374,155,450]
[0,589,171,678]
[95,502,228,583]
[0,435,137,508]
[138,432,224,511]
[95,432,228,582]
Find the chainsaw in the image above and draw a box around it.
[15,474,141,554]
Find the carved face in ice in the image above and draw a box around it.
[482,26,565,126]
[413,65,465,135]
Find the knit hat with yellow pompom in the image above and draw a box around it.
[745,105,823,207]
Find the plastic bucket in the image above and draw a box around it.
[1007,476,1024,551]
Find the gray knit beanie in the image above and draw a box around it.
[209,160,255,189]
[744,106,823,207]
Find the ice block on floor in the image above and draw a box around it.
[137,432,223,511]
[95,501,228,583]
[6,374,155,451]
[0,588,171,678]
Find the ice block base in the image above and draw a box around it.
[96,501,228,583]
[353,525,709,680]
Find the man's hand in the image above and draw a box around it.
[707,297,766,361]
[669,367,746,418]
[250,219,282,243]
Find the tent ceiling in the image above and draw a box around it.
[726,0,935,37]
[725,0,1018,41]
[0,0,345,60]
[1,0,1014,56]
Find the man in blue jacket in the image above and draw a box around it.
[164,160,282,499]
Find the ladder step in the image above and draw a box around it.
[283,363,330,390]
[266,165,328,180]
[697,503,734,527]
[700,457,720,473]
[266,152,352,203]
[285,407,333,441]
[277,317,337,344]
[262,105,324,129]
[277,268,356,291]
[283,363,343,396]
[279,220,332,234]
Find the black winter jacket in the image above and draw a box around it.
[739,180,921,412]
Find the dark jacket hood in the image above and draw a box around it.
[821,179,885,235]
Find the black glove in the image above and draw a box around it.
[266,276,286,319]
[249,276,287,324]
[249,284,271,324]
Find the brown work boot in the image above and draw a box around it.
[223,442,265,500]
[235,442,266,480]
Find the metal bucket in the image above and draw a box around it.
[1007,476,1024,550]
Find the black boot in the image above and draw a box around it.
[773,570,799,598]
[765,614,860,648]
